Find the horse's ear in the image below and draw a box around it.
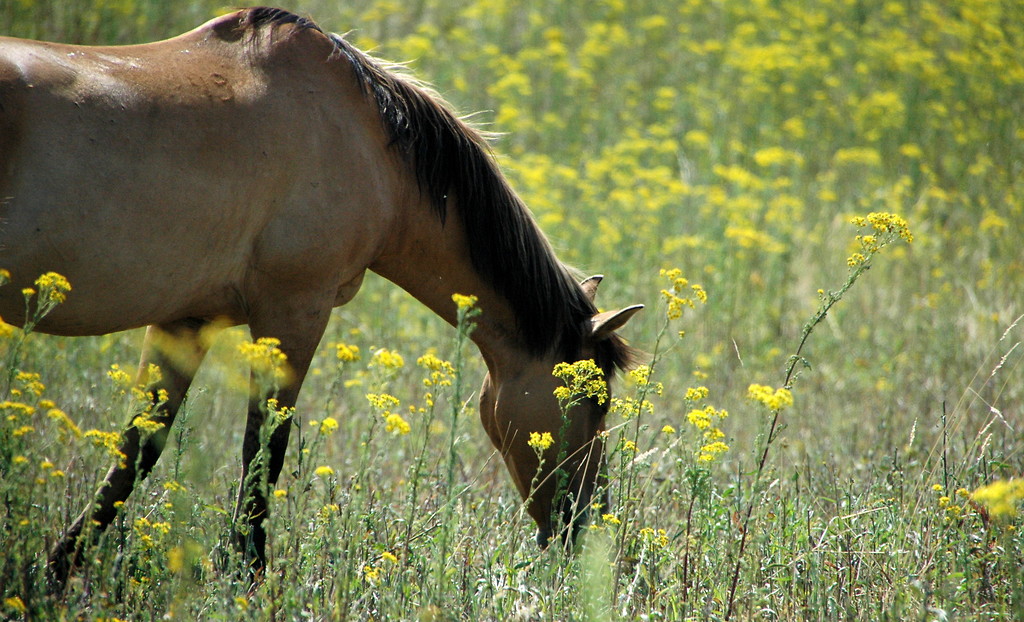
[591,304,643,341]
[580,274,604,303]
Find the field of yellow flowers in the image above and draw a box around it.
[2,0,1022,619]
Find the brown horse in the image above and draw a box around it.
[0,7,641,587]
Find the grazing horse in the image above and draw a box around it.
[0,7,641,586]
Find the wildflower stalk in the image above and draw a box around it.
[612,268,704,602]
[610,323,667,594]
[444,295,479,498]
[3,272,72,396]
[436,295,479,575]
[724,213,912,620]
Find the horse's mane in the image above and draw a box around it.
[239,8,635,375]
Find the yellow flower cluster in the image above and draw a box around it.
[552,359,608,405]
[366,392,410,435]
[317,416,339,434]
[4,596,26,613]
[47,408,82,439]
[84,429,127,466]
[684,403,730,463]
[747,384,795,411]
[659,268,706,321]
[13,372,44,397]
[685,386,709,402]
[106,364,133,393]
[850,212,914,244]
[451,293,479,310]
[131,411,165,436]
[264,398,294,425]
[34,271,72,304]
[973,478,1024,519]
[417,353,454,387]
[335,343,361,362]
[638,527,669,548]
[527,431,554,451]
[133,516,171,549]
[384,413,411,435]
[625,365,663,395]
[687,405,728,430]
[238,337,290,382]
[371,348,405,370]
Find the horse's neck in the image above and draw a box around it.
[369,199,526,373]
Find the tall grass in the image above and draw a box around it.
[2,0,1022,619]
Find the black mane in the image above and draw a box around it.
[240,8,634,375]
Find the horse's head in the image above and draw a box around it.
[478,276,642,548]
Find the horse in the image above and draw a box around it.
[0,7,642,588]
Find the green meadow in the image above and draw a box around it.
[2,0,1022,619]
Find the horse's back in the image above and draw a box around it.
[0,12,397,335]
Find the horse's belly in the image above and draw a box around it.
[0,179,254,334]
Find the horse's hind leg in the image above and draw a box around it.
[47,319,210,591]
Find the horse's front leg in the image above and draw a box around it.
[232,295,332,580]
[47,319,210,592]
[233,386,299,577]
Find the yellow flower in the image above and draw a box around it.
[0,317,13,338]
[12,425,34,437]
[552,359,607,405]
[850,212,913,243]
[273,489,288,498]
[371,348,405,369]
[384,413,411,435]
[335,343,361,362]
[528,431,554,450]
[107,364,133,387]
[4,596,26,613]
[747,384,794,411]
[238,337,290,383]
[418,353,455,388]
[661,425,676,435]
[363,565,381,583]
[167,547,185,574]
[973,479,1024,518]
[687,409,711,430]
[639,527,669,547]
[601,513,621,525]
[314,465,335,477]
[265,398,294,424]
[451,293,478,310]
[14,371,44,396]
[380,551,398,564]
[34,271,72,303]
[698,441,730,462]
[659,268,705,320]
[366,393,401,410]
[132,411,165,435]
[319,417,339,434]
[1,401,35,418]
[685,386,709,401]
